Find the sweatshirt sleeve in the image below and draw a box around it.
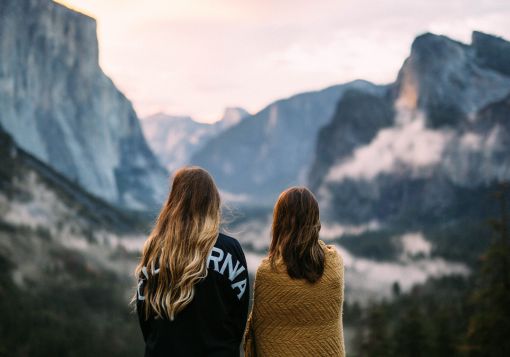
[234,239,250,339]
[136,279,151,342]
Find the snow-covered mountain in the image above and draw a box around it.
[0,0,168,210]
[142,108,249,172]
[312,31,510,224]
[191,80,387,204]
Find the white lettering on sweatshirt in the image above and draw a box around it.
[137,246,247,301]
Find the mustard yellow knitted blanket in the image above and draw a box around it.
[244,241,345,357]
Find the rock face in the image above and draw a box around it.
[312,32,510,224]
[393,32,510,128]
[308,90,395,191]
[0,0,168,210]
[142,107,249,173]
[472,31,510,77]
[191,80,386,203]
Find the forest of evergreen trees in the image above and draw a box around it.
[348,184,510,357]
[0,242,142,357]
[1,185,508,356]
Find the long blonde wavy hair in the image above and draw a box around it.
[135,166,221,320]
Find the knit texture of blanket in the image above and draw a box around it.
[244,240,345,357]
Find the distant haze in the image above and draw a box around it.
[54,0,510,122]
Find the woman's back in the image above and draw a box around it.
[137,233,249,357]
[247,241,344,357]
[134,167,249,356]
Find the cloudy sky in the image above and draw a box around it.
[55,0,510,122]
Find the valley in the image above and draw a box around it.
[1,0,510,355]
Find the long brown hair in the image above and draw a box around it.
[268,187,324,283]
[134,166,221,320]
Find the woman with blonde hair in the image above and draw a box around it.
[135,166,249,356]
[244,187,345,357]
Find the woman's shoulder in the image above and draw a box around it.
[256,242,343,269]
[255,257,285,281]
[319,240,338,255]
[215,233,244,257]
[256,257,271,273]
[210,233,249,274]
[319,240,344,265]
[217,232,241,248]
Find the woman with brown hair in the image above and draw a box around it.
[135,166,249,357]
[244,187,345,357]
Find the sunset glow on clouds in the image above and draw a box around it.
[54,0,510,122]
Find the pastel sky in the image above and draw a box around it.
[55,0,510,123]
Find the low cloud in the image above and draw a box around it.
[326,113,452,182]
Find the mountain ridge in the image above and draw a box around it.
[190,79,387,203]
[141,107,249,172]
[312,31,510,226]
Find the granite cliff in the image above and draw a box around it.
[0,0,168,210]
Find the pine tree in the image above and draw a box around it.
[465,183,510,357]
[430,307,456,357]
[355,304,392,357]
[392,304,429,357]
[392,281,401,298]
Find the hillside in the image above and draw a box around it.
[0,126,146,356]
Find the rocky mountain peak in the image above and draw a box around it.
[394,31,510,128]
[410,33,468,68]
[472,31,510,76]
[219,107,250,128]
[311,31,510,225]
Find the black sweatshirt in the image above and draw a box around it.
[136,233,249,357]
